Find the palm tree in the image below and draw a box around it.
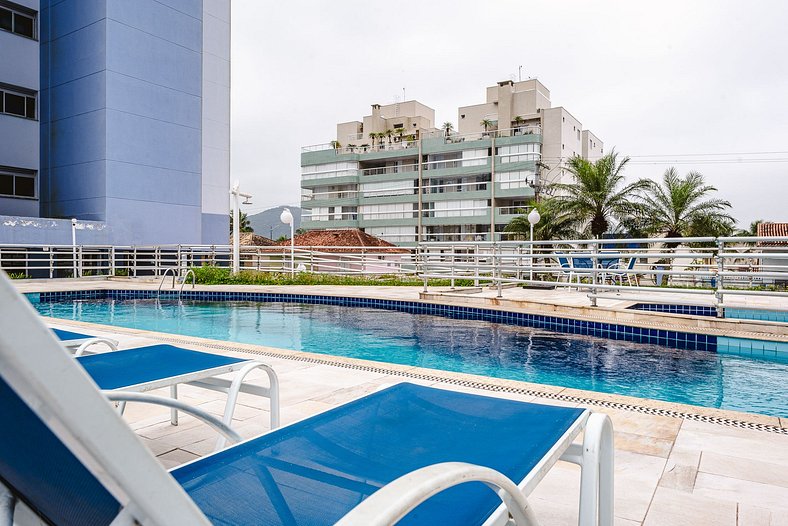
[229,212,253,234]
[550,151,650,238]
[368,132,377,146]
[384,129,394,144]
[480,119,493,133]
[504,199,579,241]
[737,219,763,237]
[512,115,525,131]
[329,140,341,151]
[640,168,734,239]
[442,122,454,138]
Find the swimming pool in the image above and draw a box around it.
[32,295,788,417]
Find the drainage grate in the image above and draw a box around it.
[135,330,788,436]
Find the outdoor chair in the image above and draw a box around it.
[52,327,118,355]
[0,272,614,526]
[605,257,639,287]
[75,343,280,433]
[51,327,279,435]
[556,254,595,290]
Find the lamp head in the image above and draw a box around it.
[527,208,541,225]
[280,208,293,225]
[71,218,77,227]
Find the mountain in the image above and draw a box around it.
[247,206,302,239]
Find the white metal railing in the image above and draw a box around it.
[5,237,788,314]
[360,164,419,176]
[425,126,542,143]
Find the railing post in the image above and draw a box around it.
[715,238,724,317]
[474,244,480,287]
[590,241,598,307]
[109,246,115,277]
[496,243,502,298]
[132,247,137,277]
[450,250,455,290]
[48,247,54,279]
[77,246,83,278]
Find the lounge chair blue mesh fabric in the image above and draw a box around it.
[51,328,118,354]
[77,344,246,390]
[173,383,586,525]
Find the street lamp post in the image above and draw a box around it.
[527,208,541,282]
[280,208,294,277]
[229,181,252,274]
[71,218,78,278]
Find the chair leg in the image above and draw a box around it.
[170,384,179,426]
[578,413,615,526]
[0,482,16,526]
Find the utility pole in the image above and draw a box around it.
[229,181,253,274]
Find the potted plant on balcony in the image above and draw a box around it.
[480,119,493,138]
[330,140,342,152]
[512,115,525,134]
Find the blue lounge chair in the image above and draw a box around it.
[555,253,595,290]
[76,344,280,433]
[605,257,639,287]
[0,273,614,525]
[52,327,118,355]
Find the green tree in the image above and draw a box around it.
[229,212,253,234]
[384,129,394,144]
[640,168,734,239]
[504,199,579,241]
[480,119,493,132]
[737,219,763,237]
[329,140,341,150]
[550,151,650,238]
[512,115,525,129]
[442,121,454,138]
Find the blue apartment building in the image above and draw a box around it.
[0,0,230,245]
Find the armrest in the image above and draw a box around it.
[103,391,243,445]
[74,338,119,357]
[335,462,539,526]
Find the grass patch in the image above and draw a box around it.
[191,266,475,287]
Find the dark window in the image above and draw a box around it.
[14,176,34,197]
[4,92,25,116]
[0,174,12,196]
[13,12,32,37]
[0,8,11,31]
[1,89,37,119]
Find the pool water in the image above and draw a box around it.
[34,298,788,417]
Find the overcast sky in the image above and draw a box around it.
[231,0,788,227]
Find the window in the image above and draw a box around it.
[0,87,37,119]
[0,2,36,39]
[497,143,540,163]
[0,169,36,198]
[393,123,403,129]
[301,161,358,181]
[496,170,535,189]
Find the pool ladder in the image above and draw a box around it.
[157,268,195,300]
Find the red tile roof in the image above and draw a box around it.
[758,222,788,237]
[232,232,276,246]
[274,229,407,253]
[757,222,788,246]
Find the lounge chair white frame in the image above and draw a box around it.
[55,331,119,356]
[0,274,613,525]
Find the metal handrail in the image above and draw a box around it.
[157,267,178,296]
[178,269,195,299]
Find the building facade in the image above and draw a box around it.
[0,0,230,245]
[300,79,603,245]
